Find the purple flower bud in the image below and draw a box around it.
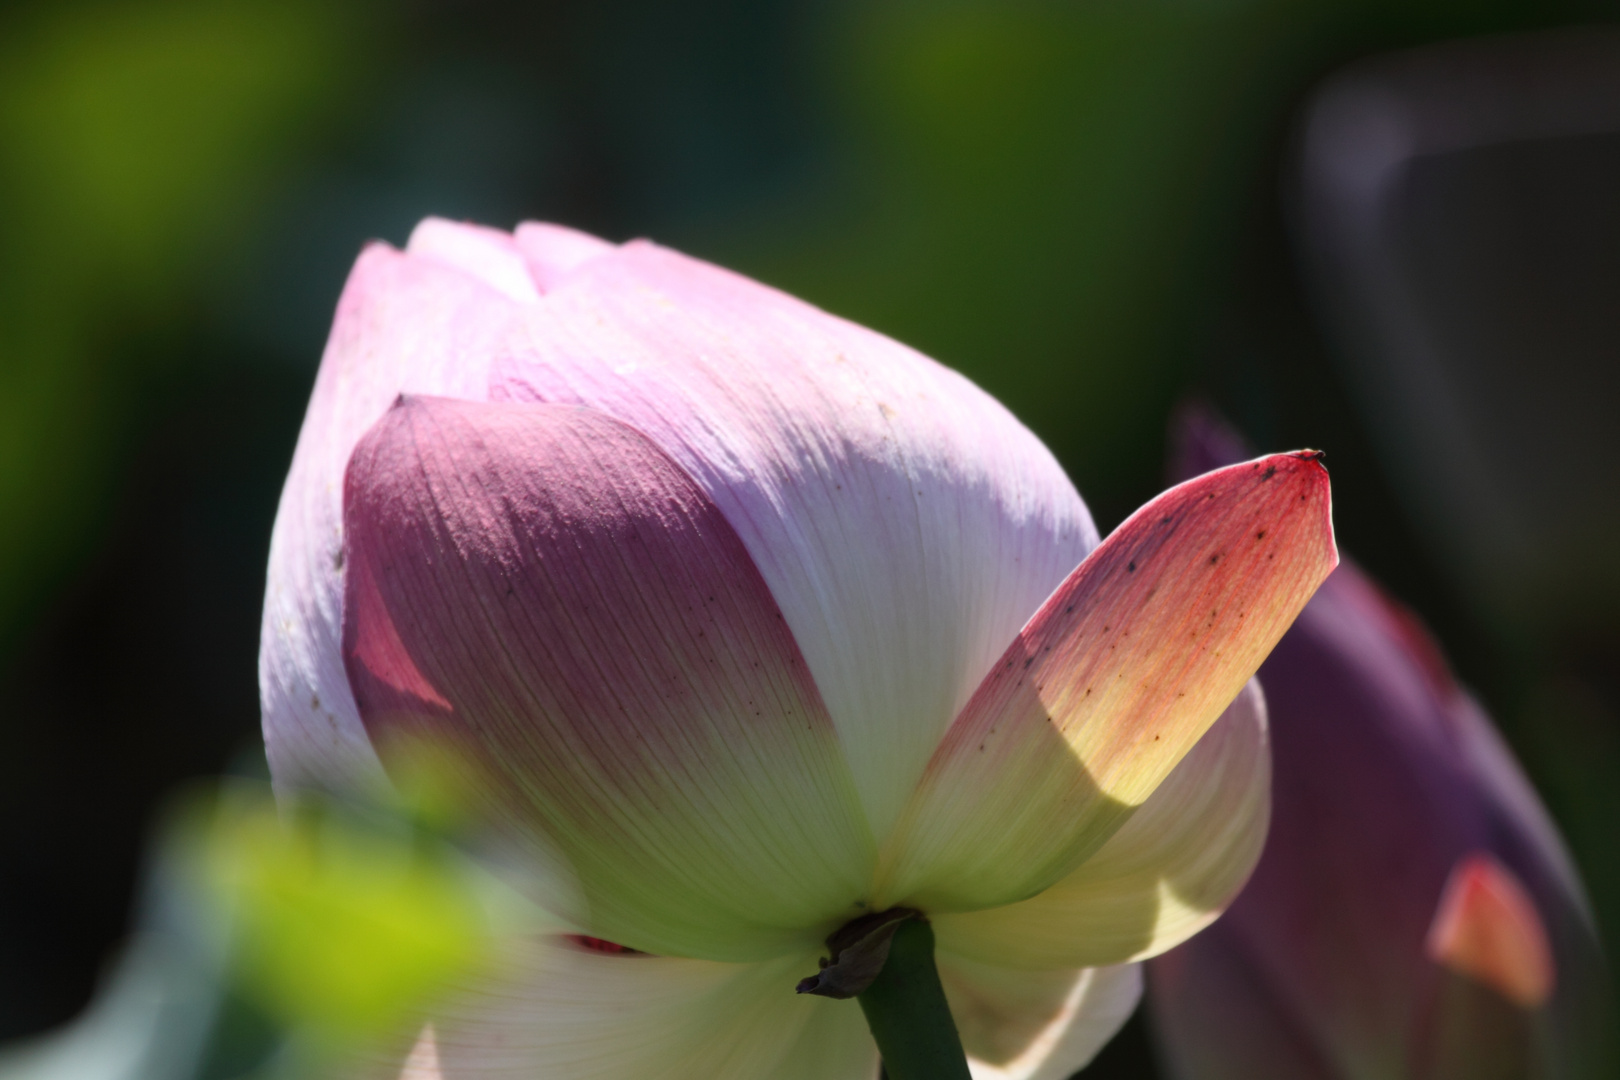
[1146,407,1614,1080]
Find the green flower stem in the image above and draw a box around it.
[856,918,972,1080]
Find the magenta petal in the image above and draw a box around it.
[341,397,873,961]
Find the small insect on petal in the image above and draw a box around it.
[873,451,1335,912]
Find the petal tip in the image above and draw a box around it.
[1259,449,1339,573]
[1425,853,1555,1009]
[405,217,542,303]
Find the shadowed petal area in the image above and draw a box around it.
[935,955,1141,1080]
[491,241,1097,841]
[342,397,874,961]
[876,454,1333,910]
[397,941,877,1080]
[261,244,530,795]
[1148,923,1339,1080]
[1152,562,1615,1080]
[933,680,1268,970]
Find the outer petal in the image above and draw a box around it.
[876,453,1334,910]
[394,941,877,1080]
[490,241,1097,839]
[936,955,1142,1080]
[1425,854,1555,1009]
[932,680,1269,970]
[260,243,529,794]
[261,220,627,798]
[342,397,873,960]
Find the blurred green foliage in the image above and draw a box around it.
[195,787,489,1046]
[734,3,1269,522]
[0,779,502,1080]
[0,0,362,645]
[720,0,1615,527]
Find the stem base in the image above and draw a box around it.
[856,918,972,1080]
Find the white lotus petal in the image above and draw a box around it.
[938,953,1142,1080]
[933,681,1269,969]
[393,939,876,1080]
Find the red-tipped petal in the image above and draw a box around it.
[876,453,1335,911]
[1426,853,1555,1009]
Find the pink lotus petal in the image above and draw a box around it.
[513,221,618,292]
[260,244,527,793]
[490,240,1097,840]
[342,396,873,960]
[406,218,544,303]
[874,453,1335,911]
[262,224,1096,859]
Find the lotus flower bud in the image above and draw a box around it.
[260,224,1339,1079]
[1147,408,1614,1080]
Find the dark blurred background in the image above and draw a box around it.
[2,0,1617,1074]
